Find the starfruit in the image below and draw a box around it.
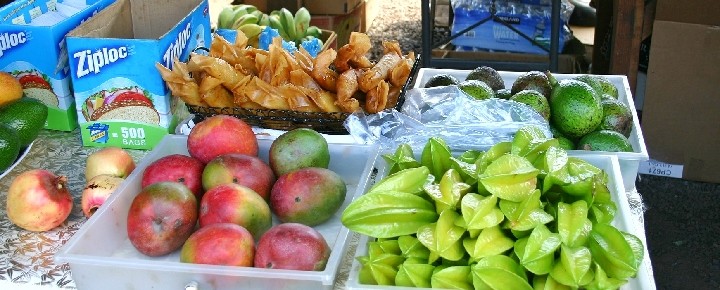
[431,265,473,290]
[499,190,554,231]
[543,157,605,198]
[549,245,594,288]
[532,275,573,290]
[471,255,533,290]
[514,224,561,275]
[589,183,618,225]
[585,262,627,290]
[417,209,466,262]
[341,190,438,238]
[533,145,568,180]
[421,137,453,180]
[395,262,435,288]
[450,156,478,187]
[367,166,432,195]
[511,125,559,164]
[368,239,401,256]
[460,193,504,230]
[398,235,431,261]
[557,200,592,247]
[382,143,421,175]
[357,252,405,286]
[588,223,641,280]
[459,149,483,163]
[475,141,512,173]
[424,169,471,213]
[480,154,540,202]
[463,225,514,263]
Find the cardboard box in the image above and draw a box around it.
[362,0,378,32]
[66,0,212,150]
[431,49,582,74]
[242,0,360,15]
[0,0,115,131]
[641,0,720,183]
[309,0,363,47]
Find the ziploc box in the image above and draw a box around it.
[66,0,210,150]
[0,0,115,131]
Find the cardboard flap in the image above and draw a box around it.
[131,0,202,39]
[67,0,133,38]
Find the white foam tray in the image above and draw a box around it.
[55,134,379,290]
[412,68,649,190]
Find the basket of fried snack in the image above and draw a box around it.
[156,30,419,134]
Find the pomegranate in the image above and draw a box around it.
[6,169,73,232]
[81,174,125,218]
[85,147,136,180]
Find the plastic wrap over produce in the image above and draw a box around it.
[344,86,551,151]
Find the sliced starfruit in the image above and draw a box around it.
[431,265,473,290]
[395,262,435,288]
[549,245,594,288]
[480,154,539,202]
[382,143,421,175]
[357,252,406,286]
[514,224,561,275]
[417,209,466,262]
[421,137,453,180]
[585,262,628,290]
[557,200,592,247]
[588,223,639,280]
[398,235,431,261]
[341,190,438,238]
[424,169,471,213]
[471,255,533,290]
[367,166,432,195]
[532,275,573,290]
[463,225,514,263]
[499,190,554,231]
[460,193,504,230]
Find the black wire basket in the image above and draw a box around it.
[188,54,421,135]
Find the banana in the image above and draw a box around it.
[217,7,236,29]
[267,14,289,40]
[258,13,270,27]
[232,14,259,30]
[237,24,264,40]
[231,4,256,14]
[278,8,297,42]
[305,26,322,39]
[250,10,264,23]
[229,7,250,28]
[294,7,311,39]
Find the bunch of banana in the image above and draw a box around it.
[269,7,322,45]
[217,5,324,47]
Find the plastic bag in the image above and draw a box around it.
[344,85,551,151]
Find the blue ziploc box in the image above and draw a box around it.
[0,0,115,131]
[66,0,211,150]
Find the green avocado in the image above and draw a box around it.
[495,88,512,100]
[549,79,603,140]
[510,89,550,120]
[593,75,619,99]
[0,124,21,172]
[599,97,633,137]
[0,98,48,147]
[511,71,552,99]
[576,130,633,152]
[424,74,460,88]
[573,74,604,99]
[458,79,495,100]
[465,66,505,91]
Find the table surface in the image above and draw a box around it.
[0,129,654,290]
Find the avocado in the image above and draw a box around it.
[599,97,633,137]
[549,125,575,150]
[465,66,505,91]
[424,73,460,88]
[573,74,604,99]
[549,79,603,139]
[458,79,495,100]
[495,88,512,99]
[0,123,21,172]
[576,130,633,152]
[0,98,48,147]
[593,75,619,99]
[510,89,550,120]
[511,71,552,99]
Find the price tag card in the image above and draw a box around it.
[638,159,684,179]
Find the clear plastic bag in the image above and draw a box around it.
[344,85,551,151]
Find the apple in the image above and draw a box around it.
[81,174,125,218]
[202,153,275,200]
[85,147,136,180]
[126,182,198,257]
[199,183,272,238]
[6,169,73,232]
[187,115,258,164]
[254,223,331,271]
[141,154,205,199]
[180,223,255,267]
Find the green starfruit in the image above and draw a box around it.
[431,266,473,290]
[421,137,453,180]
[532,275,573,290]
[460,193,504,230]
[417,209,466,262]
[367,166,432,195]
[357,252,406,286]
[424,169,471,213]
[471,255,533,290]
[341,190,438,238]
[382,143,421,175]
[585,262,627,290]
[588,223,641,280]
[549,245,594,287]
[395,262,435,287]
[480,154,540,202]
[557,200,592,247]
[514,224,561,275]
[463,225,514,263]
[499,190,554,231]
[398,235,431,261]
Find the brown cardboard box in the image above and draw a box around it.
[431,50,582,74]
[309,1,364,47]
[641,0,720,183]
[362,0,379,32]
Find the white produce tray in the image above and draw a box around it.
[412,68,649,191]
[346,152,656,290]
[55,134,379,290]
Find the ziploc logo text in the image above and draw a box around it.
[162,22,192,69]
[0,31,28,58]
[74,46,129,78]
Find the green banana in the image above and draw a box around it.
[278,8,298,42]
[294,7,311,39]
[232,14,259,30]
[237,24,264,40]
[267,14,289,40]
[305,26,322,39]
[250,10,264,22]
[231,4,256,14]
[229,7,250,28]
[217,7,236,29]
[258,13,270,27]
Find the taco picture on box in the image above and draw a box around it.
[12,69,59,108]
[82,86,160,125]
